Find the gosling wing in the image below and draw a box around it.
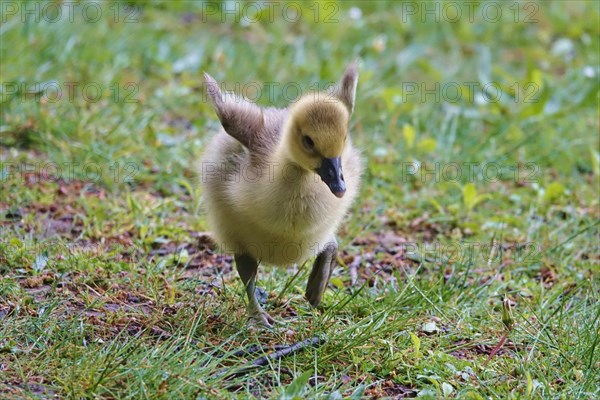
[204,73,288,156]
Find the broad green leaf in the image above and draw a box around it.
[506,124,524,142]
[464,391,484,400]
[177,178,194,197]
[330,277,345,289]
[410,332,421,358]
[529,68,543,91]
[429,198,444,214]
[280,370,313,400]
[403,124,415,148]
[381,87,403,111]
[463,183,478,211]
[520,78,548,118]
[417,374,440,388]
[348,385,366,400]
[139,224,148,240]
[126,191,141,213]
[463,183,490,211]
[417,138,437,153]
[542,182,565,204]
[526,370,533,397]
[350,349,360,365]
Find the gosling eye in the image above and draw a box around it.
[302,135,315,152]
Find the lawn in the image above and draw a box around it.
[1,1,599,398]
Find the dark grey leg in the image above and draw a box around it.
[235,253,274,328]
[305,239,337,307]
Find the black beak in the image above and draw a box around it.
[316,157,346,198]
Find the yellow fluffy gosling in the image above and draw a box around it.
[201,64,362,327]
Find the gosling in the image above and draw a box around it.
[201,64,362,327]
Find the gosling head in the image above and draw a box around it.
[285,63,359,198]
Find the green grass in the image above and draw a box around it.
[1,1,599,398]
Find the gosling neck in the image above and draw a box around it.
[270,130,313,184]
[271,140,303,173]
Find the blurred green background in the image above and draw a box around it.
[1,1,599,398]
